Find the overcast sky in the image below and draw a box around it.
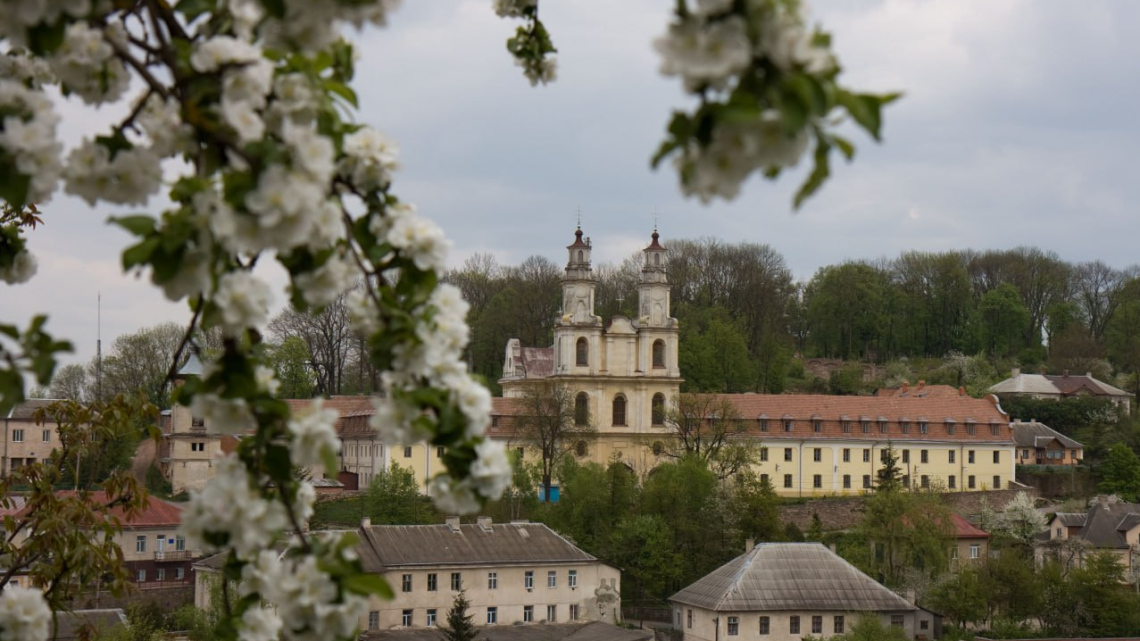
[9,0,1140,366]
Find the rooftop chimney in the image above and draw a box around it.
[446,516,461,532]
[959,386,966,396]
[745,538,755,553]
[477,516,493,532]
[901,382,909,393]
[361,516,371,529]
[917,380,925,391]
[1012,367,1021,377]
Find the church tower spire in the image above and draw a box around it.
[638,228,670,326]
[562,226,597,323]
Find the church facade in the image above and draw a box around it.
[493,228,1018,498]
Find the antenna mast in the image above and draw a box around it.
[96,292,103,403]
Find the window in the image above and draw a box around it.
[547,570,557,588]
[880,449,891,463]
[921,475,929,489]
[402,610,413,627]
[612,395,627,426]
[42,430,50,443]
[487,572,497,590]
[760,473,769,485]
[862,474,871,489]
[570,604,580,621]
[524,606,534,623]
[843,474,851,489]
[783,474,792,489]
[11,430,22,443]
[547,605,557,622]
[891,615,905,627]
[450,572,462,591]
[968,450,975,464]
[369,612,379,630]
[949,475,956,489]
[137,569,146,582]
[902,450,910,463]
[862,449,870,463]
[879,420,889,434]
[842,420,852,433]
[842,448,850,462]
[759,418,769,432]
[575,392,589,426]
[575,440,588,457]
[946,421,956,435]
[992,424,1001,436]
[993,475,1001,489]
[427,573,438,591]
[901,421,910,434]
[652,340,665,368]
[437,446,444,458]
[920,449,928,464]
[970,544,980,559]
[404,446,412,458]
[812,616,822,634]
[834,616,845,634]
[967,423,976,436]
[136,535,147,553]
[968,475,976,489]
[1022,448,1030,459]
[812,474,822,488]
[949,450,956,464]
[813,448,822,462]
[402,574,412,592]
[487,607,498,624]
[784,448,793,462]
[993,451,1000,464]
[568,570,577,588]
[902,475,910,488]
[576,337,588,366]
[727,616,739,636]
[921,620,930,630]
[919,421,928,434]
[652,393,665,426]
[784,419,794,433]
[687,610,693,629]
[760,448,768,462]
[861,420,870,434]
[759,616,770,635]
[427,610,437,627]
[156,568,165,581]
[813,420,822,433]
[175,567,184,580]
[525,571,534,590]
[789,616,800,634]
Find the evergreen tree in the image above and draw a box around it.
[875,445,903,492]
[441,591,479,641]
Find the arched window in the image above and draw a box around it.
[575,440,588,457]
[575,392,589,426]
[576,337,588,366]
[612,395,627,426]
[652,339,666,368]
[654,253,661,265]
[577,250,583,263]
[652,393,666,426]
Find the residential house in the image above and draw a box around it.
[670,542,939,641]
[1010,420,1083,466]
[2,399,63,476]
[286,396,380,489]
[949,513,990,568]
[157,355,227,494]
[1036,495,1140,580]
[360,621,652,641]
[989,369,1132,413]
[356,517,621,632]
[491,228,1018,499]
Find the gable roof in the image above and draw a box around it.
[356,522,599,572]
[951,513,990,540]
[1011,421,1083,450]
[989,371,1133,399]
[5,399,66,421]
[988,373,1062,395]
[670,543,914,613]
[17,491,183,528]
[1045,374,1131,397]
[1062,499,1140,549]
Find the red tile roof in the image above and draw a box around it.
[951,513,990,539]
[20,491,183,528]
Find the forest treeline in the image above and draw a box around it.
[446,240,1140,397]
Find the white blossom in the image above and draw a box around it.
[256,365,281,396]
[63,141,163,206]
[0,0,92,48]
[693,0,734,17]
[345,288,382,336]
[287,399,341,469]
[493,0,536,18]
[273,73,316,115]
[189,393,257,434]
[181,456,290,559]
[282,122,335,184]
[427,475,481,515]
[213,271,274,334]
[339,126,399,192]
[382,204,451,272]
[0,80,62,203]
[517,56,557,87]
[369,395,430,446]
[239,607,283,641]
[244,164,327,252]
[758,8,834,74]
[0,249,37,285]
[137,94,194,158]
[293,256,351,308]
[655,16,752,91]
[469,438,511,500]
[0,585,51,641]
[191,35,261,73]
[49,22,130,104]
[222,99,266,144]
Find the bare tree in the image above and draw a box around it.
[512,380,594,502]
[269,290,353,396]
[1073,261,1126,341]
[665,393,757,479]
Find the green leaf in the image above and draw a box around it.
[325,82,358,108]
[122,237,160,270]
[832,134,856,161]
[0,170,31,209]
[837,91,901,141]
[343,573,394,599]
[174,0,216,21]
[786,74,827,116]
[26,21,66,55]
[108,215,156,237]
[793,136,832,210]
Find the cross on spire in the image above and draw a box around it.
[576,206,582,228]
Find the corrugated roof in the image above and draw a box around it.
[357,522,598,572]
[520,348,555,379]
[670,543,915,613]
[1011,421,1083,450]
[1045,374,1132,398]
[1055,513,1087,527]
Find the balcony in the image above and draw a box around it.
[154,550,195,561]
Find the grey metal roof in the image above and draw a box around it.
[177,353,204,377]
[357,523,599,572]
[1011,421,1082,450]
[988,373,1061,395]
[360,622,652,641]
[1066,500,1140,549]
[670,543,915,613]
[1055,513,1087,527]
[5,399,65,420]
[51,609,127,640]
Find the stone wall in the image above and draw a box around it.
[68,584,195,611]
[779,488,1040,531]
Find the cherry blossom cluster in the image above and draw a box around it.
[0,585,51,641]
[652,0,898,207]
[493,0,557,86]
